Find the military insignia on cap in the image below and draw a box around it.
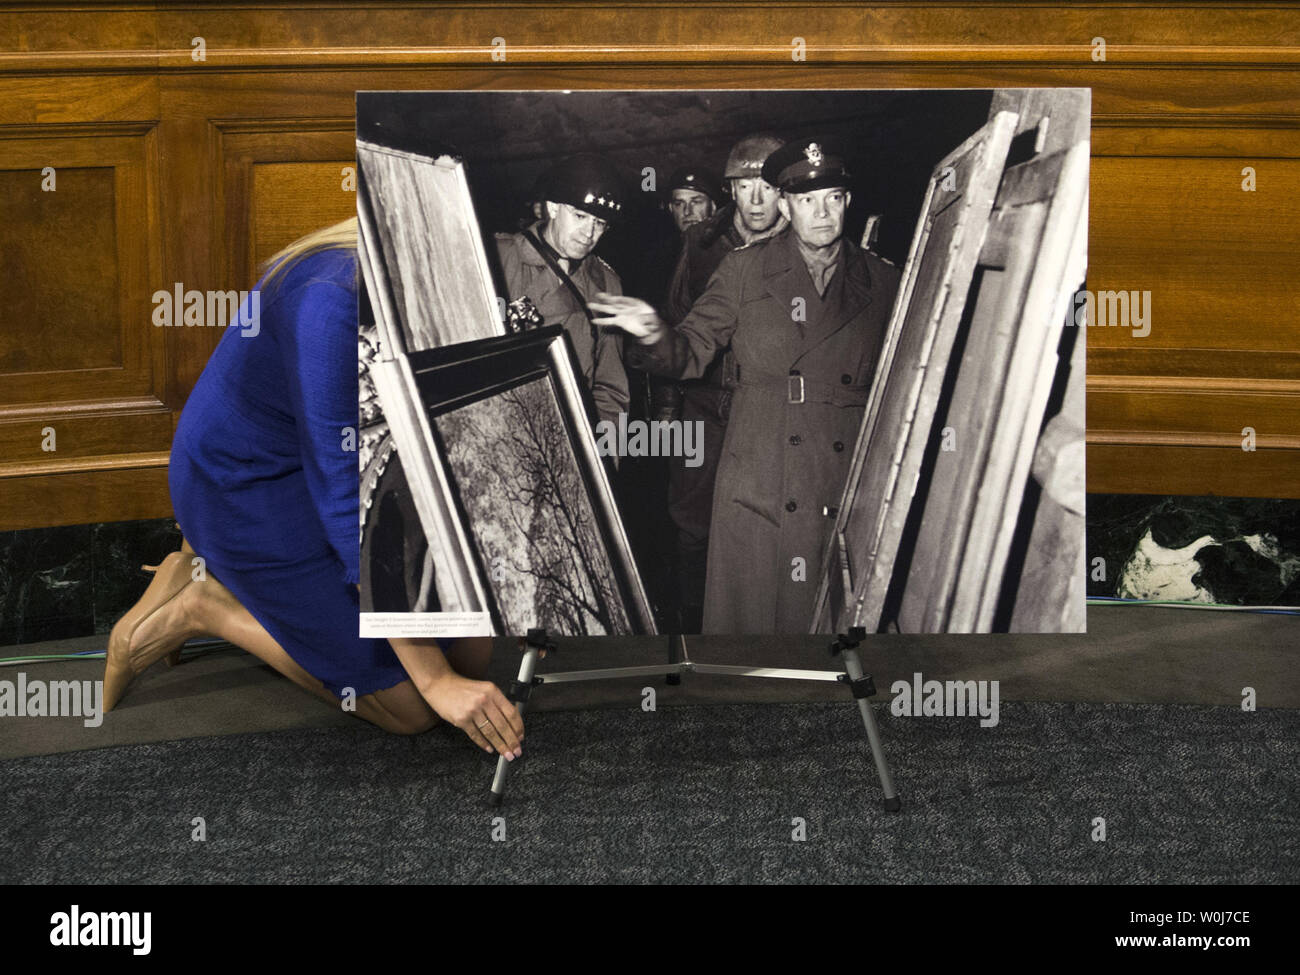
[804,142,824,166]
[582,191,621,212]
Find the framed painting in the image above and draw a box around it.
[355,138,505,355]
[812,110,1020,633]
[363,326,657,637]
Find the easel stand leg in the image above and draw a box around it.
[834,633,901,812]
[666,633,683,685]
[488,628,550,807]
[489,628,685,806]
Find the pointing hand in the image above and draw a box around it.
[588,293,666,345]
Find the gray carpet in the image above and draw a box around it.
[4,700,1297,884]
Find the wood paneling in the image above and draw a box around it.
[1090,157,1298,355]
[0,126,162,404]
[1089,377,1300,449]
[0,407,174,469]
[251,161,357,266]
[0,1,1296,530]
[214,120,356,298]
[1086,443,1298,497]
[0,461,171,531]
[0,166,120,374]
[1086,119,1300,485]
[0,119,169,506]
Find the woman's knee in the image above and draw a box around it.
[357,685,439,735]
[388,710,439,736]
[359,701,438,735]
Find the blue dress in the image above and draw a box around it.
[169,247,410,698]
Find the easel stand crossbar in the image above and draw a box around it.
[488,627,901,811]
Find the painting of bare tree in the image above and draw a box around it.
[435,377,631,635]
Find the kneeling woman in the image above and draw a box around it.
[105,219,524,760]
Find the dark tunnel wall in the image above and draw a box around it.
[357,89,994,299]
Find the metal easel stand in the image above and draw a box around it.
[488,625,900,812]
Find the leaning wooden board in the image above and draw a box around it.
[811,110,1019,634]
[356,140,504,354]
[900,139,1090,632]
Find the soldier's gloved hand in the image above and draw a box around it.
[589,293,666,345]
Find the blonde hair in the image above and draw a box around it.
[259,216,359,292]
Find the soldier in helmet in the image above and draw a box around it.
[666,133,789,320]
[591,137,902,634]
[623,164,725,624]
[659,133,789,632]
[628,165,722,417]
[665,165,723,235]
[495,153,630,426]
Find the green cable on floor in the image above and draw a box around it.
[1086,597,1298,613]
[0,641,237,667]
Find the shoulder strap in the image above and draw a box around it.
[523,229,599,373]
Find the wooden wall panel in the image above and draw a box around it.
[214,121,356,300]
[0,115,170,521]
[0,125,163,408]
[0,1,1296,531]
[1087,121,1300,475]
[251,161,357,267]
[0,166,120,374]
[1090,158,1298,355]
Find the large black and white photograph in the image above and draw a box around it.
[12,1,1300,897]
[356,88,1090,638]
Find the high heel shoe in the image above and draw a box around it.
[103,550,196,711]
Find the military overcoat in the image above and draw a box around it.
[495,222,630,425]
[629,227,901,633]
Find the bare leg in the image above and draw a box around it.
[443,637,494,680]
[364,638,497,733]
[363,680,439,736]
[133,562,439,735]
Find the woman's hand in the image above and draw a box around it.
[386,634,527,760]
[588,292,666,345]
[421,670,525,760]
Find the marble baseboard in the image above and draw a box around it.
[0,518,181,647]
[1086,495,1300,606]
[1,495,1296,648]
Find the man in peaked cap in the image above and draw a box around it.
[496,153,630,426]
[590,136,902,634]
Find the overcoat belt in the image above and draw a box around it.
[628,227,901,633]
